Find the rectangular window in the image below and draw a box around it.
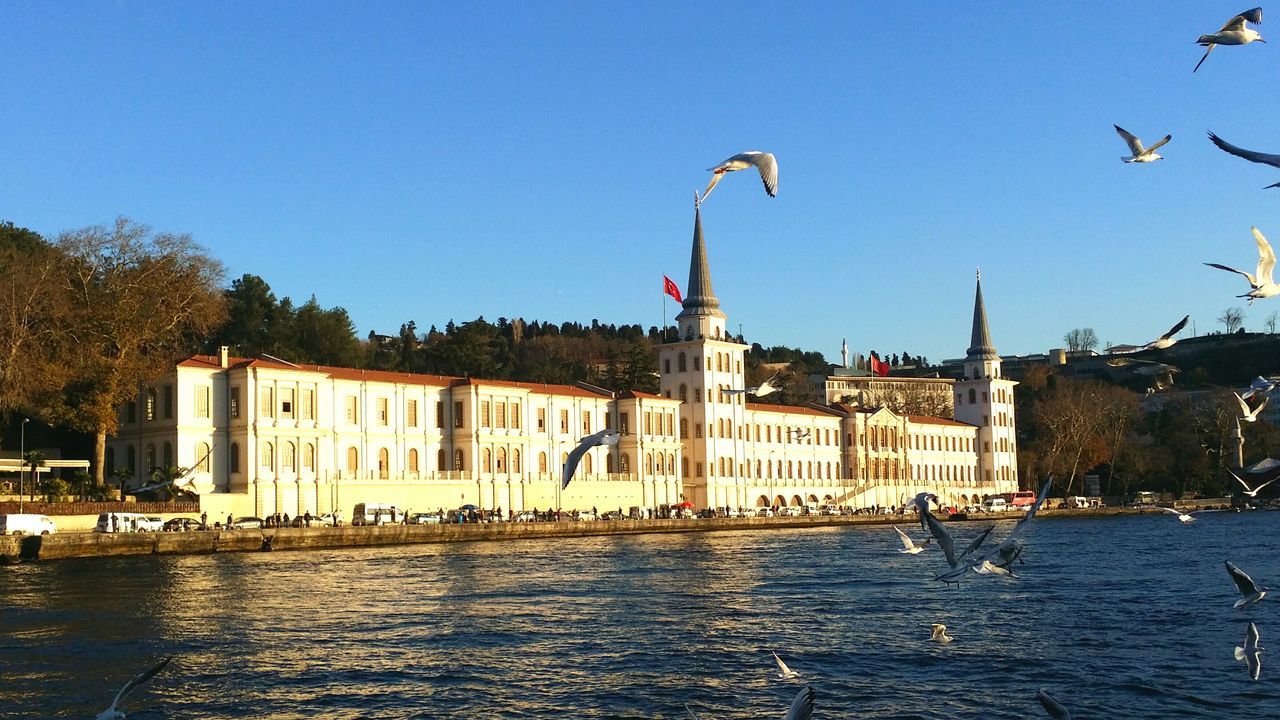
[695,423,703,439]
[126,401,137,424]
[695,388,702,403]
[581,410,590,434]
[537,407,546,431]
[407,399,418,427]
[481,401,491,428]
[230,387,240,419]
[454,401,464,428]
[496,402,506,429]
[281,387,295,419]
[619,412,630,434]
[436,401,445,428]
[665,413,673,436]
[194,386,210,419]
[511,401,521,429]
[663,359,671,373]
[696,462,703,477]
[301,388,314,420]
[345,396,358,424]
[559,409,569,433]
[163,385,173,419]
[680,420,687,438]
[644,412,652,435]
[378,397,389,425]
[260,387,274,418]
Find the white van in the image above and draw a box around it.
[95,512,154,533]
[982,498,1009,513]
[0,514,57,535]
[351,503,399,526]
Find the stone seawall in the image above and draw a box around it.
[0,506,1155,564]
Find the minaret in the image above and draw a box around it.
[841,338,849,369]
[953,270,1020,493]
[658,199,748,511]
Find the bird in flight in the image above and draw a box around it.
[1035,689,1073,719]
[1235,622,1263,681]
[772,651,800,679]
[1204,227,1279,304]
[1226,561,1269,608]
[1227,468,1278,498]
[929,623,954,644]
[686,686,813,720]
[561,429,620,489]
[95,657,173,720]
[1242,376,1278,400]
[701,151,778,202]
[1234,392,1270,423]
[1207,132,1280,188]
[893,525,932,555]
[1108,315,1190,353]
[1195,7,1265,72]
[725,372,783,398]
[1155,506,1204,524]
[1114,125,1171,163]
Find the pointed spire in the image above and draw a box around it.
[677,199,725,319]
[967,269,998,360]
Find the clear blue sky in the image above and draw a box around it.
[4,2,1279,364]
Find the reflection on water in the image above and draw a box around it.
[2,514,1279,718]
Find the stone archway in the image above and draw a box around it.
[756,495,771,507]
[790,495,803,507]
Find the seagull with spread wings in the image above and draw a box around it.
[1242,376,1279,400]
[893,525,932,555]
[1114,125,1171,163]
[561,429,620,489]
[701,151,778,202]
[1204,227,1279,303]
[1036,689,1073,720]
[1235,391,1270,423]
[772,651,799,679]
[1195,7,1265,72]
[724,372,782,398]
[1109,315,1190,354]
[1228,468,1278,498]
[685,686,813,720]
[95,657,173,720]
[1208,132,1280,188]
[1226,561,1269,608]
[1235,622,1263,681]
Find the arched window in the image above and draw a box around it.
[667,454,675,474]
[756,459,762,477]
[303,443,315,471]
[539,451,548,473]
[260,441,274,469]
[968,388,977,404]
[454,449,464,471]
[437,449,446,471]
[347,447,358,473]
[512,448,522,473]
[408,448,419,473]
[678,352,687,372]
[193,442,210,472]
[482,448,492,473]
[229,443,239,473]
[282,441,295,471]
[378,447,389,479]
[584,453,593,473]
[496,447,507,473]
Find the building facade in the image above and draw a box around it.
[107,205,1019,518]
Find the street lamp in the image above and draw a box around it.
[19,418,29,513]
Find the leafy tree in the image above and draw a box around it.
[0,222,67,416]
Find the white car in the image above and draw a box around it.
[0,513,57,535]
[138,516,165,532]
[779,506,803,517]
[981,498,1009,513]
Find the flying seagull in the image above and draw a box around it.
[561,429,620,489]
[975,559,1020,579]
[1235,622,1263,681]
[929,623,953,644]
[1207,132,1280,188]
[95,657,173,720]
[772,651,799,679]
[1242,376,1278,400]
[1228,468,1279,498]
[1204,227,1279,304]
[1226,561,1269,608]
[701,151,778,202]
[686,686,813,720]
[1155,506,1202,525]
[893,525,932,554]
[1234,392,1270,422]
[1036,689,1073,720]
[1195,7,1265,73]
[1115,125,1171,163]
[747,372,782,398]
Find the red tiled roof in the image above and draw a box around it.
[450,377,611,399]
[906,415,975,428]
[746,402,843,418]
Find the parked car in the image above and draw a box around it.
[314,513,341,527]
[723,508,745,518]
[230,516,264,530]
[820,505,840,516]
[574,511,598,522]
[0,513,57,536]
[756,508,775,517]
[779,506,803,517]
[137,516,165,532]
[94,512,153,533]
[162,518,201,532]
[408,513,442,525]
[514,511,537,522]
[981,498,1009,513]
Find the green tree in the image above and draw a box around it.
[0,222,67,416]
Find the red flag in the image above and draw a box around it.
[870,353,889,377]
[663,275,683,303]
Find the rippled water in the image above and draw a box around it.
[2,512,1279,718]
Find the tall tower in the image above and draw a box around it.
[657,202,749,509]
[953,271,1019,493]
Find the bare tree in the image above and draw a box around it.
[1265,311,1278,334]
[1063,328,1098,353]
[49,218,227,485]
[1219,307,1245,334]
[0,225,68,416]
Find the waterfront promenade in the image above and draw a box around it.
[0,505,1170,563]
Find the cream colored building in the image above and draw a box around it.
[107,204,1018,518]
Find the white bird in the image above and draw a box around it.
[1228,468,1279,498]
[1208,132,1280,188]
[725,372,783,398]
[1205,227,1280,304]
[1145,315,1190,350]
[95,657,172,720]
[975,559,1020,579]
[1195,7,1265,73]
[1227,561,1270,608]
[1235,392,1270,422]
[1155,506,1201,524]
[1235,622,1264,681]
[893,525,932,554]
[1242,376,1279,400]
[929,623,953,644]
[1114,125,1171,163]
[1036,689,1073,720]
[772,651,799,679]
[701,151,778,202]
[561,429,621,489]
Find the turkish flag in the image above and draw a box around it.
[870,354,890,377]
[663,275,683,303]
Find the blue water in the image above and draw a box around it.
[2,512,1278,719]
